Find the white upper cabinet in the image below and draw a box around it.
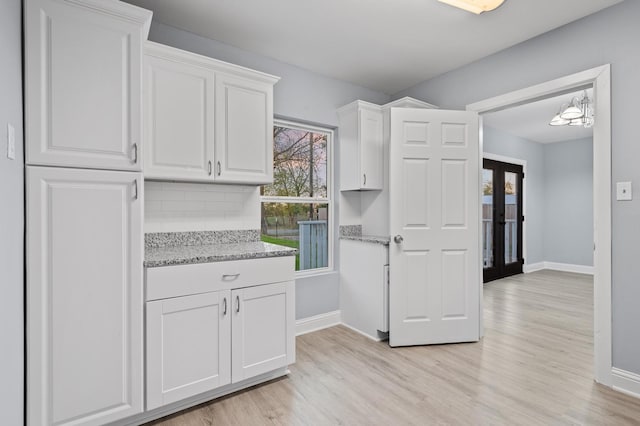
[144,43,215,181]
[214,73,274,184]
[143,42,279,184]
[27,166,144,426]
[25,0,152,171]
[337,101,384,191]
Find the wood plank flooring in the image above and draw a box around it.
[150,270,640,425]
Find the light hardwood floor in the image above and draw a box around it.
[150,270,640,425]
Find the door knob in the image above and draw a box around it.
[394,235,404,244]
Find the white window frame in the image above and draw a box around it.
[261,119,334,277]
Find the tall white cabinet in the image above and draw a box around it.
[144,42,279,184]
[25,0,151,425]
[27,167,144,425]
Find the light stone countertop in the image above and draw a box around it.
[144,241,297,268]
[339,225,390,245]
[339,235,390,245]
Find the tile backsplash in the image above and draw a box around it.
[144,181,261,232]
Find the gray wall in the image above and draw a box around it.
[483,126,545,265]
[484,129,593,267]
[148,22,390,319]
[397,1,640,374]
[544,138,593,266]
[0,0,24,424]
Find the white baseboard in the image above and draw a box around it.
[543,261,594,275]
[612,368,640,399]
[523,262,545,273]
[339,321,385,342]
[524,261,593,275]
[296,310,341,336]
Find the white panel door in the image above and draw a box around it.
[27,166,143,425]
[146,291,231,410]
[144,46,215,181]
[231,282,295,382]
[389,108,480,347]
[25,0,151,171]
[215,73,273,184]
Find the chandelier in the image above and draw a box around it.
[437,0,505,14]
[549,91,594,128]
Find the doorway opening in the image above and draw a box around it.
[467,65,612,386]
[482,158,524,283]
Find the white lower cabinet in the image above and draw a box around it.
[340,239,390,339]
[146,291,231,410]
[145,257,295,411]
[231,282,296,382]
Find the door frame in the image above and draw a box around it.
[483,153,528,275]
[466,64,612,386]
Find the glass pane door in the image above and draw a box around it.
[482,168,494,269]
[483,158,524,283]
[504,171,518,265]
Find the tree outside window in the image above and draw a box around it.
[261,122,332,272]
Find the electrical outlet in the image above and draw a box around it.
[7,123,15,160]
[616,181,632,201]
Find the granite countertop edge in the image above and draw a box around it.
[340,235,390,245]
[144,242,298,268]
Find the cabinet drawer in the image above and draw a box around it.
[146,256,295,301]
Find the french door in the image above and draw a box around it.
[483,159,524,283]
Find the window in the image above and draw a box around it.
[261,120,333,274]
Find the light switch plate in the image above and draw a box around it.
[616,181,632,201]
[7,123,15,160]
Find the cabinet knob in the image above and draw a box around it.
[208,161,212,176]
[132,143,138,164]
[223,297,227,315]
[217,161,222,176]
[393,235,404,244]
[235,295,240,313]
[363,173,367,186]
[133,179,138,200]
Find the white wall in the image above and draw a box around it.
[145,182,260,232]
[543,137,593,267]
[0,0,24,424]
[397,0,640,374]
[484,128,593,268]
[146,22,391,319]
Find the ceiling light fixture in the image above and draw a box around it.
[437,0,505,14]
[549,91,594,129]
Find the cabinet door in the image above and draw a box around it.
[146,291,231,410]
[231,282,295,383]
[359,108,383,190]
[215,73,273,184]
[25,0,151,171]
[144,48,215,181]
[27,166,143,426]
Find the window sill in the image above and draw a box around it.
[295,268,337,280]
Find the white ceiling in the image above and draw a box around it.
[482,89,594,144]
[124,0,623,94]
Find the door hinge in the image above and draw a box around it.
[522,215,525,222]
[521,258,525,265]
